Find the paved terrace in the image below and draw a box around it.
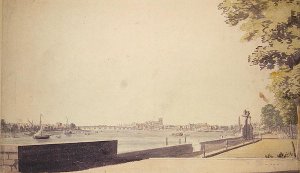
[75,158,299,173]
[214,139,297,158]
[76,138,299,173]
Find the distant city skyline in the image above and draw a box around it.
[2,117,251,129]
[2,110,261,127]
[2,0,272,126]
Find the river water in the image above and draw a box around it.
[1,130,236,153]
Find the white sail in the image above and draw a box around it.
[33,125,43,137]
[33,114,50,139]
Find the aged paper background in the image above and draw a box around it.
[1,0,270,125]
[1,0,298,172]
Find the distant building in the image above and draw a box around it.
[158,118,163,125]
[135,118,164,130]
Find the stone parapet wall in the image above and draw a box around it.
[18,140,117,172]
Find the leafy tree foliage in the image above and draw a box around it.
[218,0,300,70]
[218,0,300,126]
[268,66,299,124]
[261,104,283,131]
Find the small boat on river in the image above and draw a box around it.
[33,114,50,139]
[64,117,73,136]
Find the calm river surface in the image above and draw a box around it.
[1,130,236,153]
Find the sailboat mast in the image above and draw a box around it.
[66,117,69,129]
[40,114,42,136]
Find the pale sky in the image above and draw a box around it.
[2,0,272,126]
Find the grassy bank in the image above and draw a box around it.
[214,139,297,158]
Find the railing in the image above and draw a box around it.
[0,151,18,172]
[200,136,250,157]
[1,145,19,172]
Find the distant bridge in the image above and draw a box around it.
[78,125,135,131]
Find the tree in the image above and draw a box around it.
[218,0,299,69]
[261,104,283,131]
[219,0,300,159]
[268,67,298,125]
[218,0,299,88]
[1,119,7,132]
[70,123,76,130]
[11,124,19,133]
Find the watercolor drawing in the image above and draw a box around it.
[0,0,299,172]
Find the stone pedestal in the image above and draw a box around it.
[242,124,253,140]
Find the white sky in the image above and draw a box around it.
[2,0,273,126]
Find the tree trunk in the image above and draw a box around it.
[294,97,300,160]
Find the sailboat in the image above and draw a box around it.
[33,114,50,139]
[64,117,73,136]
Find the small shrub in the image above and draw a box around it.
[277,152,284,158]
[276,152,294,158]
[265,153,273,158]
